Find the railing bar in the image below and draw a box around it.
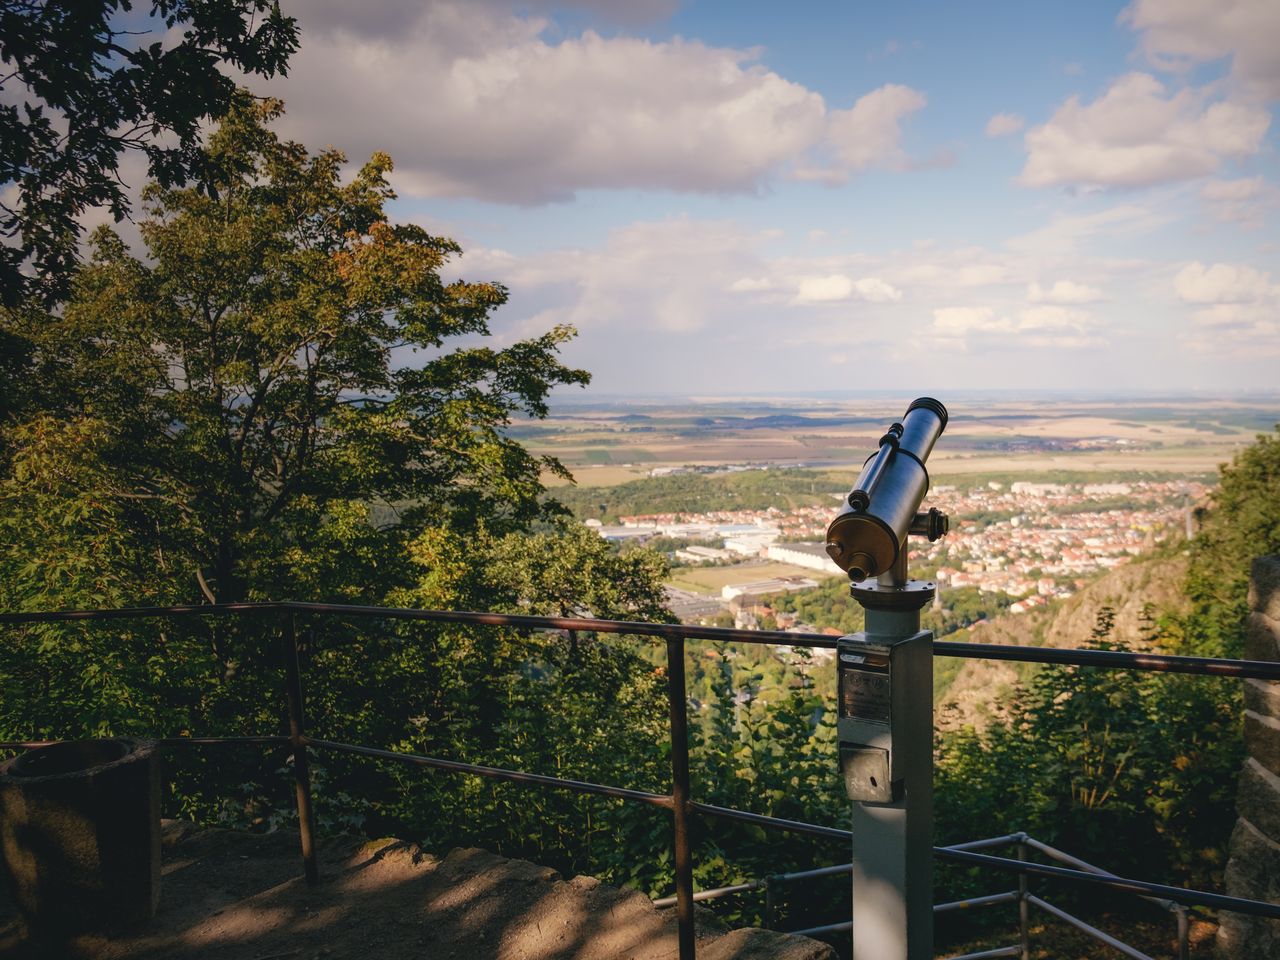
[776,862,853,882]
[941,834,1026,852]
[1027,894,1155,960]
[785,919,851,937]
[6,601,1280,679]
[690,801,851,840]
[934,891,1020,913]
[0,601,282,623]
[939,847,1280,918]
[934,640,1279,679]
[0,736,291,749]
[940,948,1023,960]
[688,804,1280,918]
[305,738,674,808]
[653,880,761,907]
[1021,836,1177,911]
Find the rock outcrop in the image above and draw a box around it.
[0,822,836,960]
[1217,555,1280,959]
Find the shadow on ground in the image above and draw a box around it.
[0,822,833,960]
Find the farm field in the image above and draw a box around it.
[529,394,1280,486]
[665,560,841,596]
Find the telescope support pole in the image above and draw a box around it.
[843,598,933,960]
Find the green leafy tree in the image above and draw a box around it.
[0,98,609,834]
[1184,425,1280,657]
[1,96,589,617]
[1,0,298,306]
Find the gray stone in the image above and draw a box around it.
[1248,712,1280,779]
[0,738,160,943]
[1238,759,1280,843]
[1246,679,1280,720]
[1245,611,1280,663]
[1252,557,1280,620]
[701,927,837,960]
[1217,818,1280,959]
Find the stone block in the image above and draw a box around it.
[1246,679,1280,720]
[1248,712,1280,779]
[701,928,836,960]
[1237,758,1280,844]
[0,739,160,941]
[1217,817,1280,959]
[1252,556,1280,620]
[1245,612,1280,663]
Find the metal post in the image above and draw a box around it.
[282,614,319,885]
[1016,836,1030,960]
[1176,905,1189,960]
[666,636,696,960]
[840,601,933,960]
[764,875,778,930]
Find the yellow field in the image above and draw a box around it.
[666,560,841,595]
[542,464,653,488]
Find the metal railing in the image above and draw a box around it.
[3,599,1279,960]
[660,832,1191,960]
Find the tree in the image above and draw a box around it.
[1184,425,1280,657]
[0,101,687,880]
[0,0,298,306]
[0,95,590,615]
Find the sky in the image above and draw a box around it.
[252,2,1275,395]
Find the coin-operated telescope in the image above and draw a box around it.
[825,397,949,586]
[827,398,950,960]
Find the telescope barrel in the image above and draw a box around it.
[825,398,948,582]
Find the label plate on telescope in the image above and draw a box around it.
[839,654,890,723]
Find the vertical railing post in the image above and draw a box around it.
[282,612,319,885]
[1176,905,1189,960]
[666,636,695,960]
[764,875,779,930]
[1016,835,1029,960]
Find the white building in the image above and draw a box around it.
[675,545,733,564]
[722,577,818,601]
[724,533,778,556]
[767,541,841,574]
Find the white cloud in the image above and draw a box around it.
[793,84,928,184]
[985,113,1025,137]
[850,277,904,302]
[1172,260,1279,356]
[1125,0,1280,99]
[269,3,927,204]
[1020,73,1269,189]
[932,306,1010,335]
[794,274,902,303]
[729,277,775,293]
[931,303,1100,349]
[1173,262,1275,303]
[1028,280,1105,303]
[1200,177,1280,226]
[1018,305,1093,330]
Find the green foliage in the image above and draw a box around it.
[935,607,1242,897]
[1,96,589,615]
[549,469,839,522]
[765,579,1012,646]
[1,1,299,306]
[1184,424,1280,656]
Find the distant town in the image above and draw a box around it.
[584,477,1205,624]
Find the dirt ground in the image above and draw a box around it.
[0,822,833,960]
